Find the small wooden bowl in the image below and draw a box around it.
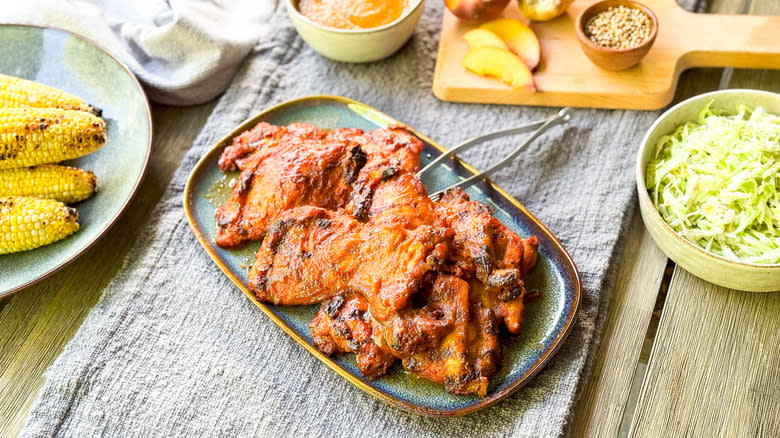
[575,0,658,71]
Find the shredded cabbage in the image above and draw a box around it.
[646,102,780,264]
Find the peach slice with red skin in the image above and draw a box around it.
[462,47,536,93]
[463,28,510,51]
[479,18,541,71]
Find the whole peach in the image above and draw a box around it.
[443,0,511,22]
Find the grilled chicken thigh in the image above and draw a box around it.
[436,188,538,334]
[346,126,423,221]
[310,293,397,379]
[215,124,366,248]
[216,121,540,396]
[249,206,451,320]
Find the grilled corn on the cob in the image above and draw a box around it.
[0,164,97,203]
[0,196,79,254]
[0,107,107,169]
[0,74,101,116]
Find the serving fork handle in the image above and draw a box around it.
[423,108,571,200]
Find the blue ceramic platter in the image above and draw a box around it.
[0,25,152,297]
[184,96,579,416]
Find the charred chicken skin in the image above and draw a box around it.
[215,123,367,248]
[435,188,539,334]
[311,293,397,379]
[345,125,423,222]
[397,275,500,397]
[216,121,540,396]
[249,205,451,319]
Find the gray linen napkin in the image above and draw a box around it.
[0,0,275,105]
[19,1,700,436]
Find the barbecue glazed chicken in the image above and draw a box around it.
[310,293,397,379]
[248,205,451,317]
[436,188,538,335]
[216,121,539,397]
[215,123,366,248]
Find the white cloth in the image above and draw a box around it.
[0,0,277,105]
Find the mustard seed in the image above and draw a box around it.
[585,6,652,50]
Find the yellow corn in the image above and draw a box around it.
[0,164,97,203]
[0,74,101,116]
[0,196,79,254]
[0,107,107,169]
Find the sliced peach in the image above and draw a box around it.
[463,29,509,51]
[479,18,541,71]
[462,47,536,93]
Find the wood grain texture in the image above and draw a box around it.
[627,0,780,434]
[0,101,216,438]
[628,270,780,437]
[570,209,668,437]
[569,4,734,432]
[432,0,780,109]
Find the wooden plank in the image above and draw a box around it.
[568,1,735,429]
[628,0,780,434]
[432,0,780,109]
[570,208,668,437]
[628,271,780,437]
[0,101,216,438]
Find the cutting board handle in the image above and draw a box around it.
[672,8,780,70]
[432,0,779,110]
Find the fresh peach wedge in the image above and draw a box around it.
[463,28,509,51]
[462,47,536,92]
[479,18,541,71]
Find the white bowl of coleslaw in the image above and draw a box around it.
[636,89,780,292]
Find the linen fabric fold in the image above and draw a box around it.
[0,0,276,105]
[19,1,701,436]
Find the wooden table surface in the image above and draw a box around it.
[1,1,777,436]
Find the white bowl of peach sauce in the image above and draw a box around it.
[285,0,426,63]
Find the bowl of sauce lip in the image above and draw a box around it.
[285,0,426,63]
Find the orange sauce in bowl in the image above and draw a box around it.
[298,0,409,30]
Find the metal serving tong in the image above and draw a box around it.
[419,108,572,201]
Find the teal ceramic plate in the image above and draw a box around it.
[184,96,580,416]
[0,25,152,297]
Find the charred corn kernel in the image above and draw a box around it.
[0,196,79,254]
[0,164,97,203]
[0,107,106,169]
[0,74,101,116]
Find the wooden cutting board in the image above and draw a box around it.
[432,0,780,110]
